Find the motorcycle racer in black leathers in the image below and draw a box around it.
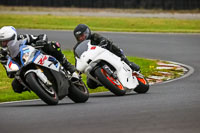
[0,26,76,93]
[73,24,140,89]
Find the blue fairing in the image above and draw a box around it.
[48,56,59,68]
[19,40,28,66]
[32,50,41,62]
[19,40,40,66]
[18,40,58,69]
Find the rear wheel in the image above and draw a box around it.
[26,72,58,105]
[95,67,126,96]
[68,79,89,103]
[134,77,149,94]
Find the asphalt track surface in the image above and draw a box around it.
[1,30,200,133]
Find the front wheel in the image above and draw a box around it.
[134,76,149,94]
[26,72,59,105]
[68,79,89,103]
[94,67,126,96]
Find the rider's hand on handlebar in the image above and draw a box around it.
[99,40,109,48]
[0,49,8,65]
[0,48,7,56]
[35,40,47,46]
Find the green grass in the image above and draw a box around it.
[0,14,200,33]
[0,50,158,102]
[0,12,193,102]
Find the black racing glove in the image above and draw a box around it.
[99,39,111,48]
[35,40,47,47]
[0,49,8,65]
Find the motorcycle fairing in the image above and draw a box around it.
[6,57,20,72]
[33,53,60,71]
[90,50,138,89]
[75,40,138,89]
[17,43,59,71]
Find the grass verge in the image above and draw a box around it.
[0,11,193,102]
[0,50,158,102]
[0,14,200,33]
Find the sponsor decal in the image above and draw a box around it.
[38,55,48,65]
[91,46,96,50]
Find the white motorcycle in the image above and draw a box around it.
[74,40,149,96]
[4,40,89,105]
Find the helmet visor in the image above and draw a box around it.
[0,34,15,48]
[0,40,9,48]
[75,28,90,42]
[76,33,86,42]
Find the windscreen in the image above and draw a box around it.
[74,40,89,58]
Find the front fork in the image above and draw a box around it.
[132,71,148,85]
[132,71,143,78]
[24,67,52,86]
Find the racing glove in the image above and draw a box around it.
[99,39,112,48]
[0,49,8,65]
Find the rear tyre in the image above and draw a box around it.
[68,79,89,103]
[95,67,126,96]
[26,72,58,105]
[134,77,149,94]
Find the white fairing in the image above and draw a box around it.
[33,53,60,72]
[75,40,138,90]
[5,45,60,73]
[22,46,60,72]
[5,59,20,72]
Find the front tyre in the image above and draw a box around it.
[134,77,149,94]
[68,79,89,103]
[26,72,59,105]
[95,67,126,96]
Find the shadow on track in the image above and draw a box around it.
[0,101,88,108]
[89,91,139,98]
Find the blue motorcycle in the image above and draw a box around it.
[4,41,89,105]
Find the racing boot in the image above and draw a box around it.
[121,56,140,72]
[60,57,76,74]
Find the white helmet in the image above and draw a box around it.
[0,26,17,48]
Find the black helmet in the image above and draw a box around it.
[73,24,91,42]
